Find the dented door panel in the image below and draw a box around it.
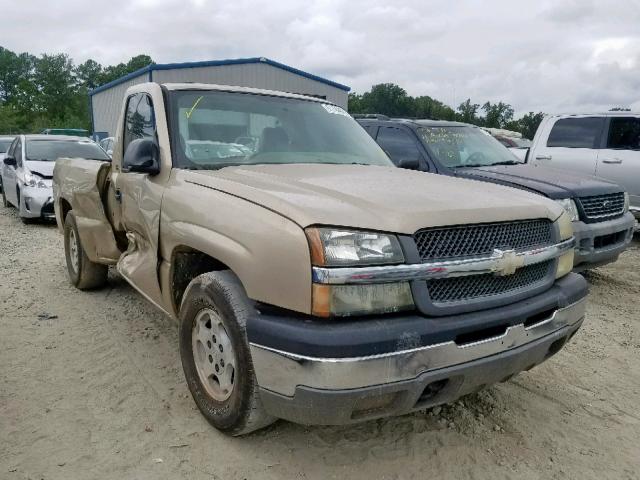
[53,158,121,264]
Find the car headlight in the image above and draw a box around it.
[306,227,412,317]
[555,212,575,279]
[306,227,404,266]
[624,192,630,212]
[24,171,48,188]
[556,198,579,222]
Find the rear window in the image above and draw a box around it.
[547,117,604,148]
[607,117,640,150]
[0,139,13,153]
[26,139,111,161]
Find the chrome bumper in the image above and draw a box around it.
[250,297,586,397]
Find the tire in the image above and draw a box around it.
[64,211,108,290]
[1,188,7,208]
[179,270,275,436]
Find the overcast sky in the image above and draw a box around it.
[1,0,639,115]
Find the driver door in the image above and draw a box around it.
[111,89,169,309]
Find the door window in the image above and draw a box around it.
[376,127,421,165]
[607,117,640,150]
[123,93,156,157]
[547,117,604,148]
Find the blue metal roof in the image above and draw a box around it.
[89,57,351,96]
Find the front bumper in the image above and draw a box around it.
[248,274,587,425]
[572,212,635,271]
[21,185,54,219]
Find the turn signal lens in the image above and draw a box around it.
[556,251,574,279]
[312,283,414,317]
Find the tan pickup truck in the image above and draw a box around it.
[53,82,588,435]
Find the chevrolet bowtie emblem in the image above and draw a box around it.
[492,249,525,276]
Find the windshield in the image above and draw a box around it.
[0,139,14,153]
[26,139,111,161]
[419,126,523,168]
[170,90,392,170]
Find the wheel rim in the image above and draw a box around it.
[192,308,236,401]
[68,228,79,274]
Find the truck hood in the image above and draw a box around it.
[180,164,563,234]
[25,160,55,178]
[454,164,622,199]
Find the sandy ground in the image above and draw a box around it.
[1,205,639,480]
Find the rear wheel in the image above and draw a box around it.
[64,211,108,289]
[179,271,275,436]
[1,188,8,208]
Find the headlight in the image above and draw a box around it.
[24,171,48,188]
[312,283,414,317]
[556,198,579,222]
[306,227,404,266]
[307,227,411,317]
[555,212,575,279]
[624,192,630,212]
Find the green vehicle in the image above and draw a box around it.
[41,128,90,137]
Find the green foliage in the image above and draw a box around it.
[0,45,153,134]
[349,84,545,139]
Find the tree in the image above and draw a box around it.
[0,48,35,103]
[481,101,514,128]
[33,53,76,121]
[457,98,480,124]
[75,59,103,90]
[515,112,545,140]
[359,83,412,116]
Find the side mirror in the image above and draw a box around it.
[122,138,160,175]
[3,156,16,167]
[397,157,420,170]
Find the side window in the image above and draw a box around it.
[547,117,604,148]
[376,127,421,164]
[123,93,156,157]
[607,117,640,150]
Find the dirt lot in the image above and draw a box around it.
[1,206,639,480]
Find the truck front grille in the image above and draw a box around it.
[426,260,554,304]
[414,219,553,262]
[578,193,625,220]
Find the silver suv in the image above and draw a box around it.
[529,113,640,220]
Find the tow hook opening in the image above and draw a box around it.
[455,324,508,346]
[524,307,556,329]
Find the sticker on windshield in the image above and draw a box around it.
[322,104,350,117]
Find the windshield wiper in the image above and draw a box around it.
[488,160,523,166]
[453,163,486,168]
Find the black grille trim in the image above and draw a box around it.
[414,219,553,262]
[578,193,625,220]
[426,260,554,305]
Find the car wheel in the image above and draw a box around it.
[1,188,8,208]
[179,270,275,436]
[64,211,108,290]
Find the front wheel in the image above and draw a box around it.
[179,271,275,436]
[64,211,108,290]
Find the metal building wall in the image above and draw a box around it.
[91,73,148,137]
[151,63,348,108]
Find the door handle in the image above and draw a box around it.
[535,155,552,160]
[601,158,622,164]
